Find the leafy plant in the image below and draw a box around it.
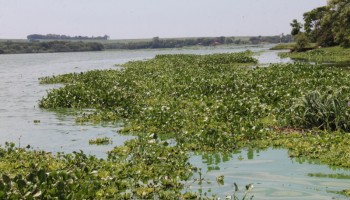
[36,52,350,198]
[279,46,350,63]
[289,89,350,131]
[0,140,194,199]
[89,137,112,145]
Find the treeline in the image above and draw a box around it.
[290,0,350,48]
[0,35,293,54]
[27,34,110,41]
[105,35,292,50]
[0,41,104,54]
[249,34,292,44]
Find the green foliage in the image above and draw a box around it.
[0,140,193,199]
[270,131,350,168]
[40,52,350,152]
[294,33,310,51]
[89,137,112,145]
[270,43,296,50]
[0,40,104,54]
[37,52,350,197]
[293,0,350,47]
[27,33,109,40]
[40,52,266,151]
[104,36,241,49]
[270,43,317,51]
[308,173,350,179]
[289,89,350,131]
[290,19,302,36]
[303,6,336,47]
[342,189,350,197]
[328,0,350,47]
[104,35,292,50]
[2,50,350,198]
[279,46,350,63]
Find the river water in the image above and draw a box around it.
[0,45,349,199]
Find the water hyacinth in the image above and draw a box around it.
[1,50,350,199]
[39,52,262,151]
[34,52,350,198]
[40,53,350,151]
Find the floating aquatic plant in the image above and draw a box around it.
[88,137,112,145]
[35,52,350,197]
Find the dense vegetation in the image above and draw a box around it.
[39,52,350,156]
[27,34,109,41]
[0,40,104,54]
[104,35,292,50]
[290,0,350,48]
[270,43,317,51]
[2,52,350,198]
[0,140,194,199]
[279,46,350,63]
[0,35,293,54]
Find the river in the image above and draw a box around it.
[0,45,349,199]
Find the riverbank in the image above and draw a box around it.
[0,41,104,54]
[0,35,293,54]
[270,43,318,51]
[279,46,350,63]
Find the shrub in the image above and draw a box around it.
[290,89,350,131]
[295,33,310,52]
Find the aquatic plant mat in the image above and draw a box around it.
[279,46,350,63]
[1,52,350,198]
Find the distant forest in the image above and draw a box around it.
[27,34,110,41]
[104,35,293,50]
[0,34,293,54]
[0,41,104,54]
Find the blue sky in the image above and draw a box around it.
[0,0,327,39]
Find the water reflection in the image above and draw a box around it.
[188,148,350,199]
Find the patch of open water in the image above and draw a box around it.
[188,148,350,199]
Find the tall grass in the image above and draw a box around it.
[289,89,350,131]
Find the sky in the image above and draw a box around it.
[0,0,328,39]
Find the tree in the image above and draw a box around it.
[151,37,160,48]
[303,6,336,47]
[292,0,350,48]
[328,0,350,47]
[249,37,261,44]
[290,19,302,36]
[219,36,226,44]
[295,33,309,51]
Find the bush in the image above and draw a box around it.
[290,89,350,131]
[295,33,310,52]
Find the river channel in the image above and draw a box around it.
[0,45,349,199]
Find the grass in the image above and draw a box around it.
[270,43,317,50]
[270,43,296,50]
[279,46,350,63]
[289,89,350,131]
